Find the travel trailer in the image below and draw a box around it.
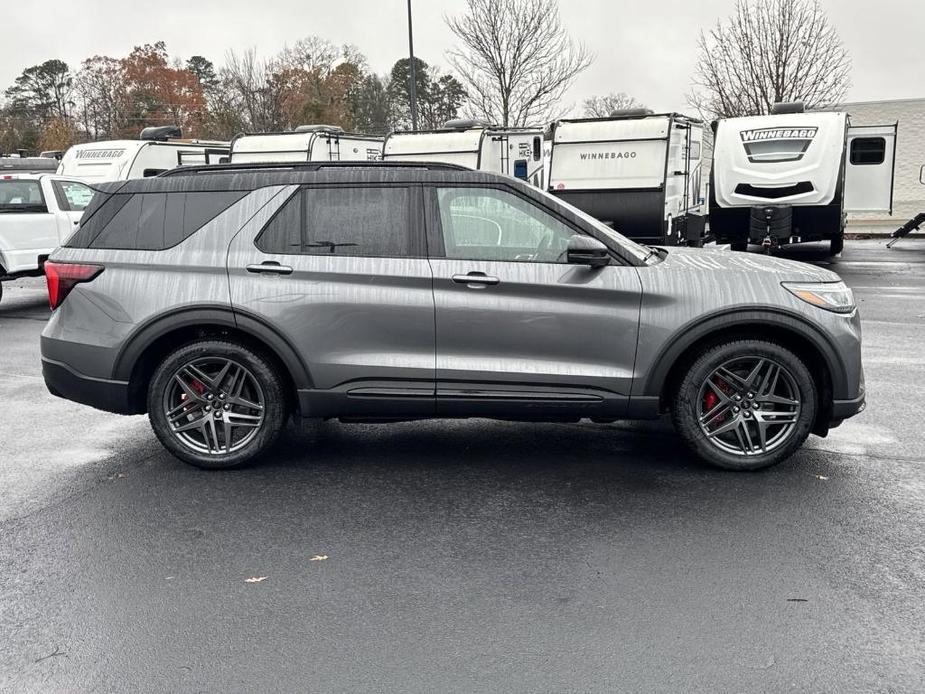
[382,120,545,188]
[709,102,897,254]
[230,125,383,164]
[57,127,229,182]
[1,156,58,174]
[547,111,705,244]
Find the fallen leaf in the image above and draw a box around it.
[814,475,829,480]
[244,576,268,583]
[310,555,329,562]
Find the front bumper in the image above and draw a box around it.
[42,358,133,414]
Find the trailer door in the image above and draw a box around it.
[844,124,897,214]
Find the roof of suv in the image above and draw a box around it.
[95,161,507,195]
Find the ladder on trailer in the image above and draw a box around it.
[886,212,925,248]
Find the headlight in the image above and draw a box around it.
[782,280,855,314]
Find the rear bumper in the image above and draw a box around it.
[42,358,133,414]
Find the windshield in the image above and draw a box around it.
[536,187,652,263]
[0,179,46,213]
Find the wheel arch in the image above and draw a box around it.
[113,306,312,414]
[648,310,844,433]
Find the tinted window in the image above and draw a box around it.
[0,180,47,213]
[68,190,245,249]
[850,137,886,165]
[257,186,413,257]
[436,187,575,263]
[52,180,94,211]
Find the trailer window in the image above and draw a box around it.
[850,137,886,165]
[0,180,46,213]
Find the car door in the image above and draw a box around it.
[426,184,643,419]
[844,124,897,213]
[0,177,57,274]
[50,179,94,242]
[227,183,436,418]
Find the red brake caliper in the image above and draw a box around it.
[704,377,732,423]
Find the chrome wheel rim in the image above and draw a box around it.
[163,357,265,456]
[696,356,802,457]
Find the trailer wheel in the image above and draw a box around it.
[730,242,748,252]
[829,235,844,255]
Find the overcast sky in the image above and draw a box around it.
[1,0,922,114]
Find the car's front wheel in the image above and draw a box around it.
[147,340,287,469]
[672,340,817,470]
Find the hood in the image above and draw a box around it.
[654,246,839,283]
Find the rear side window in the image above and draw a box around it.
[52,180,94,211]
[257,186,414,257]
[67,190,246,249]
[0,180,47,213]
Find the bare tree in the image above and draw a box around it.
[582,92,644,118]
[689,0,851,119]
[445,0,593,127]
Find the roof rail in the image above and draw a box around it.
[159,160,472,177]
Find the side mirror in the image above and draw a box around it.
[566,235,610,267]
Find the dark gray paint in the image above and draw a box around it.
[41,166,864,435]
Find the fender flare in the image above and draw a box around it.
[641,307,849,399]
[111,304,313,389]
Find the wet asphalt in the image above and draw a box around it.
[1,239,923,693]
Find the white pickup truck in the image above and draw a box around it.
[0,174,93,304]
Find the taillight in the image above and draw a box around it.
[45,261,104,310]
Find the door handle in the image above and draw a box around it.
[452,272,500,287]
[246,261,293,275]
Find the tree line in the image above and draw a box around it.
[0,0,850,155]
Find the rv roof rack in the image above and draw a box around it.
[159,160,472,177]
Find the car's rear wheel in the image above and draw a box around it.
[672,340,817,470]
[147,340,287,469]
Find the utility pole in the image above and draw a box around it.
[406,0,419,131]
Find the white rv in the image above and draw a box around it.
[57,127,230,182]
[382,120,545,188]
[709,102,897,254]
[230,125,383,164]
[547,111,705,244]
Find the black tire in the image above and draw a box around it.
[730,241,748,252]
[671,340,817,471]
[0,281,4,305]
[147,339,287,470]
[829,235,844,255]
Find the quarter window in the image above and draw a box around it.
[850,137,886,165]
[69,190,245,249]
[435,187,576,263]
[257,186,414,257]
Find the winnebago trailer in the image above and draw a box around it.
[383,120,545,188]
[709,102,898,254]
[230,125,383,164]
[547,111,705,244]
[57,127,229,182]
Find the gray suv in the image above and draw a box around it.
[41,162,865,471]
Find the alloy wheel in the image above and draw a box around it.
[163,357,266,455]
[696,356,802,457]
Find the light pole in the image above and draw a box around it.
[406,0,419,131]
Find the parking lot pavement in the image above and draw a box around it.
[1,240,924,692]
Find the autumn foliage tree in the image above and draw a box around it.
[120,42,207,137]
[0,35,471,152]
